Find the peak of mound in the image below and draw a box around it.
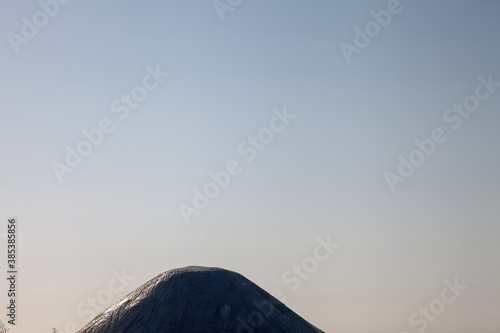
[79,266,324,333]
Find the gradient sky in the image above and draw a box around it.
[1,1,499,332]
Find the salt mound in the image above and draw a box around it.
[78,266,324,332]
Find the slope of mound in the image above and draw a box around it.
[78,266,324,333]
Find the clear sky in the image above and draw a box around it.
[1,0,499,332]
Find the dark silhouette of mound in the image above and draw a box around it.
[78,266,324,333]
